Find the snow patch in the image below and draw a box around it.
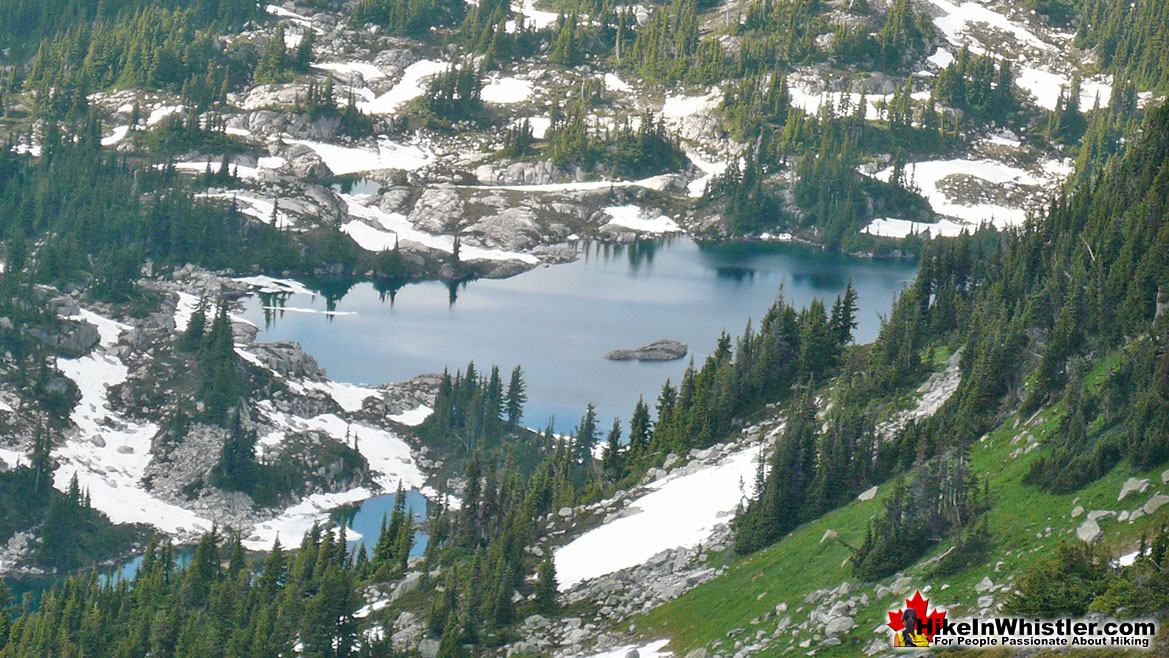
[314,61,385,81]
[662,89,720,118]
[482,76,533,104]
[301,380,380,412]
[265,3,313,27]
[604,73,633,93]
[54,323,214,538]
[510,116,551,139]
[357,60,448,115]
[861,217,970,239]
[554,444,759,590]
[587,640,672,658]
[685,150,727,198]
[101,125,130,146]
[511,0,559,29]
[246,407,426,549]
[871,159,1043,227]
[1016,68,1112,111]
[288,138,434,175]
[389,405,433,426]
[922,0,1051,52]
[341,193,539,263]
[235,275,317,297]
[246,487,375,550]
[147,105,183,126]
[603,205,681,233]
[927,47,954,69]
[199,191,294,226]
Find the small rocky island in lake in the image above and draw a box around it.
[605,339,689,362]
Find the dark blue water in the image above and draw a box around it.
[331,490,430,558]
[243,238,916,433]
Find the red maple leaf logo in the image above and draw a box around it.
[887,590,947,641]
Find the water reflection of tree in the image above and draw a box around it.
[258,291,292,329]
[446,280,469,307]
[715,266,757,282]
[374,279,405,305]
[580,235,679,270]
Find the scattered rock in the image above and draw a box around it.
[824,616,856,637]
[1076,519,1101,543]
[857,486,878,501]
[975,577,994,593]
[1119,478,1150,502]
[891,576,912,594]
[1087,510,1116,523]
[1071,505,1084,518]
[820,529,839,544]
[1142,493,1169,515]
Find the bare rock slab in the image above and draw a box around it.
[605,339,688,362]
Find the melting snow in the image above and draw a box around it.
[871,159,1043,227]
[314,61,385,81]
[927,47,955,69]
[788,86,931,121]
[54,310,213,538]
[147,105,183,126]
[862,217,970,239]
[246,487,377,550]
[554,444,759,590]
[603,205,681,233]
[1016,68,1112,111]
[662,90,720,118]
[357,60,448,115]
[101,125,130,146]
[922,0,1050,52]
[235,275,318,297]
[604,73,633,93]
[511,0,559,29]
[199,191,294,226]
[482,76,533,104]
[173,156,284,180]
[389,405,433,426]
[246,407,426,550]
[587,640,673,658]
[288,138,434,175]
[686,150,728,198]
[301,380,379,412]
[510,116,551,139]
[341,193,539,263]
[0,448,24,467]
[265,3,313,27]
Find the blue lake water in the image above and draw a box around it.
[242,238,917,433]
[330,490,430,558]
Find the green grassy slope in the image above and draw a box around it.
[638,345,1169,657]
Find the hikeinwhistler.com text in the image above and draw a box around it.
[923,617,1159,649]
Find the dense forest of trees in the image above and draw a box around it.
[731,102,1169,580]
[0,0,260,54]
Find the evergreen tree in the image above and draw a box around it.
[505,365,526,429]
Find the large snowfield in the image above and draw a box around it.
[870,158,1046,227]
[554,444,760,590]
[53,310,215,538]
